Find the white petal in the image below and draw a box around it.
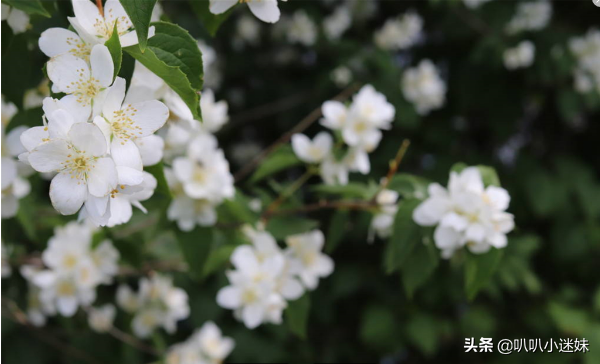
[291,133,313,163]
[216,286,241,309]
[47,109,76,140]
[129,100,170,137]
[20,126,49,152]
[247,0,281,23]
[28,140,70,173]
[71,0,105,38]
[412,197,449,226]
[57,296,79,317]
[433,226,461,250]
[231,245,259,274]
[38,28,85,58]
[485,186,510,211]
[321,100,346,129]
[90,45,114,87]
[68,122,107,157]
[87,157,118,197]
[242,303,264,329]
[102,77,126,117]
[49,172,87,214]
[116,166,144,186]
[47,54,90,93]
[135,135,164,166]
[110,138,142,170]
[209,0,237,14]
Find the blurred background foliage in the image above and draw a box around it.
[2,0,600,363]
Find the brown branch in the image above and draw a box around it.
[96,0,104,16]
[2,299,105,364]
[261,170,314,221]
[233,83,361,183]
[376,139,411,195]
[108,327,159,356]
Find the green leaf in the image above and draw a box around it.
[124,22,203,120]
[464,248,504,300]
[387,173,431,199]
[312,182,372,199]
[266,216,318,240]
[145,162,172,198]
[325,210,349,254]
[176,226,213,280]
[216,191,258,224]
[384,198,422,274]
[476,165,500,187]
[2,0,50,17]
[406,313,440,357]
[285,294,310,339]
[249,146,302,183]
[189,0,235,36]
[203,244,236,278]
[359,305,398,350]
[105,23,122,81]
[118,0,157,51]
[401,240,439,298]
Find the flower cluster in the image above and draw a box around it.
[217,227,333,329]
[374,11,423,51]
[15,0,169,227]
[1,4,29,34]
[401,60,447,115]
[166,321,234,364]
[21,221,119,321]
[285,10,318,46]
[292,85,395,185]
[413,167,515,259]
[569,28,600,95]
[117,274,190,338]
[504,40,536,70]
[505,0,552,35]
[2,99,32,219]
[323,5,352,41]
[369,189,400,240]
[87,303,117,333]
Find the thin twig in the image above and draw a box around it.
[233,83,361,182]
[96,0,103,16]
[377,139,411,195]
[261,170,314,220]
[2,299,105,364]
[108,327,159,356]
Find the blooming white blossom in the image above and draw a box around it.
[286,10,318,46]
[331,66,352,88]
[2,121,32,218]
[197,41,222,89]
[401,59,447,115]
[285,230,334,290]
[166,321,235,364]
[24,221,119,317]
[235,15,261,47]
[117,274,190,338]
[324,6,351,40]
[503,40,536,70]
[291,132,333,164]
[46,44,114,119]
[70,0,154,47]
[21,265,57,326]
[505,0,552,35]
[24,79,50,110]
[1,4,30,34]
[374,12,423,51]
[209,0,286,24]
[88,304,116,332]
[370,189,399,240]
[569,29,600,95]
[413,167,515,258]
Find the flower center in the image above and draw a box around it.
[110,106,142,142]
[57,281,76,296]
[65,36,91,61]
[64,70,102,106]
[241,288,258,304]
[62,254,78,269]
[61,151,95,183]
[193,165,208,184]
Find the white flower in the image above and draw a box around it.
[320,100,348,130]
[286,10,317,46]
[28,120,118,216]
[463,0,492,9]
[88,304,116,332]
[401,59,446,115]
[569,29,600,95]
[70,0,155,47]
[94,77,169,185]
[505,0,552,34]
[331,66,352,88]
[320,156,349,186]
[1,4,30,34]
[166,321,234,364]
[374,12,423,51]
[285,230,334,290]
[39,27,93,62]
[21,265,57,326]
[200,89,229,133]
[209,0,286,24]
[2,124,32,219]
[504,40,536,70]
[370,189,399,239]
[122,274,190,338]
[47,44,114,119]
[324,6,351,40]
[236,15,261,46]
[413,167,515,258]
[291,132,332,164]
[197,40,221,89]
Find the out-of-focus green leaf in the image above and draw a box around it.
[118,0,157,51]
[325,210,349,254]
[285,293,310,339]
[249,146,302,183]
[105,23,122,81]
[2,0,50,17]
[311,182,373,199]
[266,216,318,240]
[216,191,258,224]
[406,313,440,357]
[359,305,398,350]
[477,165,500,187]
[548,302,590,335]
[189,0,235,36]
[401,239,439,298]
[387,173,431,199]
[176,226,213,280]
[464,248,504,300]
[385,198,421,273]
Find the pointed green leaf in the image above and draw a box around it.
[176,226,213,280]
[464,248,504,300]
[401,240,439,298]
[285,294,310,339]
[105,23,122,81]
[118,0,157,51]
[2,0,50,17]
[249,146,302,183]
[384,198,421,273]
[189,0,235,36]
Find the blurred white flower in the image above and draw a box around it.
[413,167,515,258]
[1,4,30,34]
[286,10,317,46]
[331,66,352,88]
[569,29,600,95]
[324,6,351,40]
[166,321,235,364]
[401,59,446,115]
[2,120,32,219]
[285,230,334,290]
[462,0,492,9]
[118,274,190,338]
[291,132,333,164]
[505,0,552,34]
[370,189,399,240]
[504,40,536,70]
[200,89,229,133]
[236,15,261,47]
[88,304,116,333]
[374,12,422,51]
